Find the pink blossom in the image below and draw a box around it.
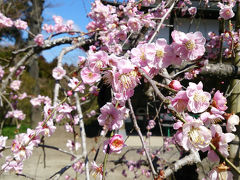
[171,30,206,61]
[206,124,235,162]
[227,114,239,133]
[131,43,155,67]
[66,140,80,151]
[103,134,125,154]
[182,119,211,151]
[98,102,124,131]
[90,110,96,116]
[208,163,233,180]
[14,19,28,30]
[218,2,234,20]
[72,160,84,173]
[34,34,44,46]
[87,50,109,72]
[18,92,27,100]
[91,161,103,179]
[142,0,156,6]
[10,80,21,91]
[11,133,34,161]
[127,17,142,32]
[0,66,4,79]
[188,7,197,16]
[154,38,174,68]
[6,110,26,121]
[169,80,182,90]
[68,77,85,93]
[171,91,189,112]
[53,15,63,25]
[42,24,54,33]
[0,13,13,27]
[200,107,224,126]
[26,128,40,146]
[186,82,211,113]
[30,97,42,106]
[81,67,101,85]
[212,90,227,111]
[52,67,66,80]
[65,123,73,133]
[58,103,75,114]
[2,156,23,174]
[36,120,56,137]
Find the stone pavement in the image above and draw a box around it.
[0,126,212,180]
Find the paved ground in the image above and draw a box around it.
[0,126,213,180]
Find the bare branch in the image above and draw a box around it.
[127,99,157,177]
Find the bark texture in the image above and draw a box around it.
[27,0,45,128]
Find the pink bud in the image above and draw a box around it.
[169,80,182,90]
[81,97,86,101]
[67,90,73,96]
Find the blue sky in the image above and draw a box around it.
[42,0,95,65]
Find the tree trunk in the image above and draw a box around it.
[229,3,240,179]
[27,0,45,128]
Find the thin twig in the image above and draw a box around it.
[128,99,157,177]
[148,0,177,43]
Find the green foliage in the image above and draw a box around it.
[2,124,31,139]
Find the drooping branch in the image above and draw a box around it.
[74,93,90,180]
[127,99,158,177]
[37,144,77,157]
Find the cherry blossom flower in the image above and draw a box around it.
[42,24,54,33]
[182,119,212,151]
[91,161,103,179]
[171,91,189,112]
[142,0,156,6]
[0,13,13,28]
[200,107,224,126]
[80,67,101,85]
[2,156,23,174]
[10,80,21,91]
[212,90,227,111]
[52,67,66,80]
[18,92,27,100]
[87,50,109,72]
[66,140,80,151]
[205,124,235,162]
[127,17,142,32]
[0,66,4,79]
[169,80,182,91]
[6,110,26,121]
[188,7,197,16]
[218,2,234,20]
[208,163,233,180]
[72,160,85,173]
[14,19,28,30]
[36,120,56,137]
[171,30,206,61]
[131,43,155,67]
[65,123,73,133]
[98,102,124,131]
[103,134,125,154]
[11,133,34,161]
[186,82,211,113]
[34,34,44,46]
[226,114,239,133]
[68,77,85,93]
[154,38,174,68]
